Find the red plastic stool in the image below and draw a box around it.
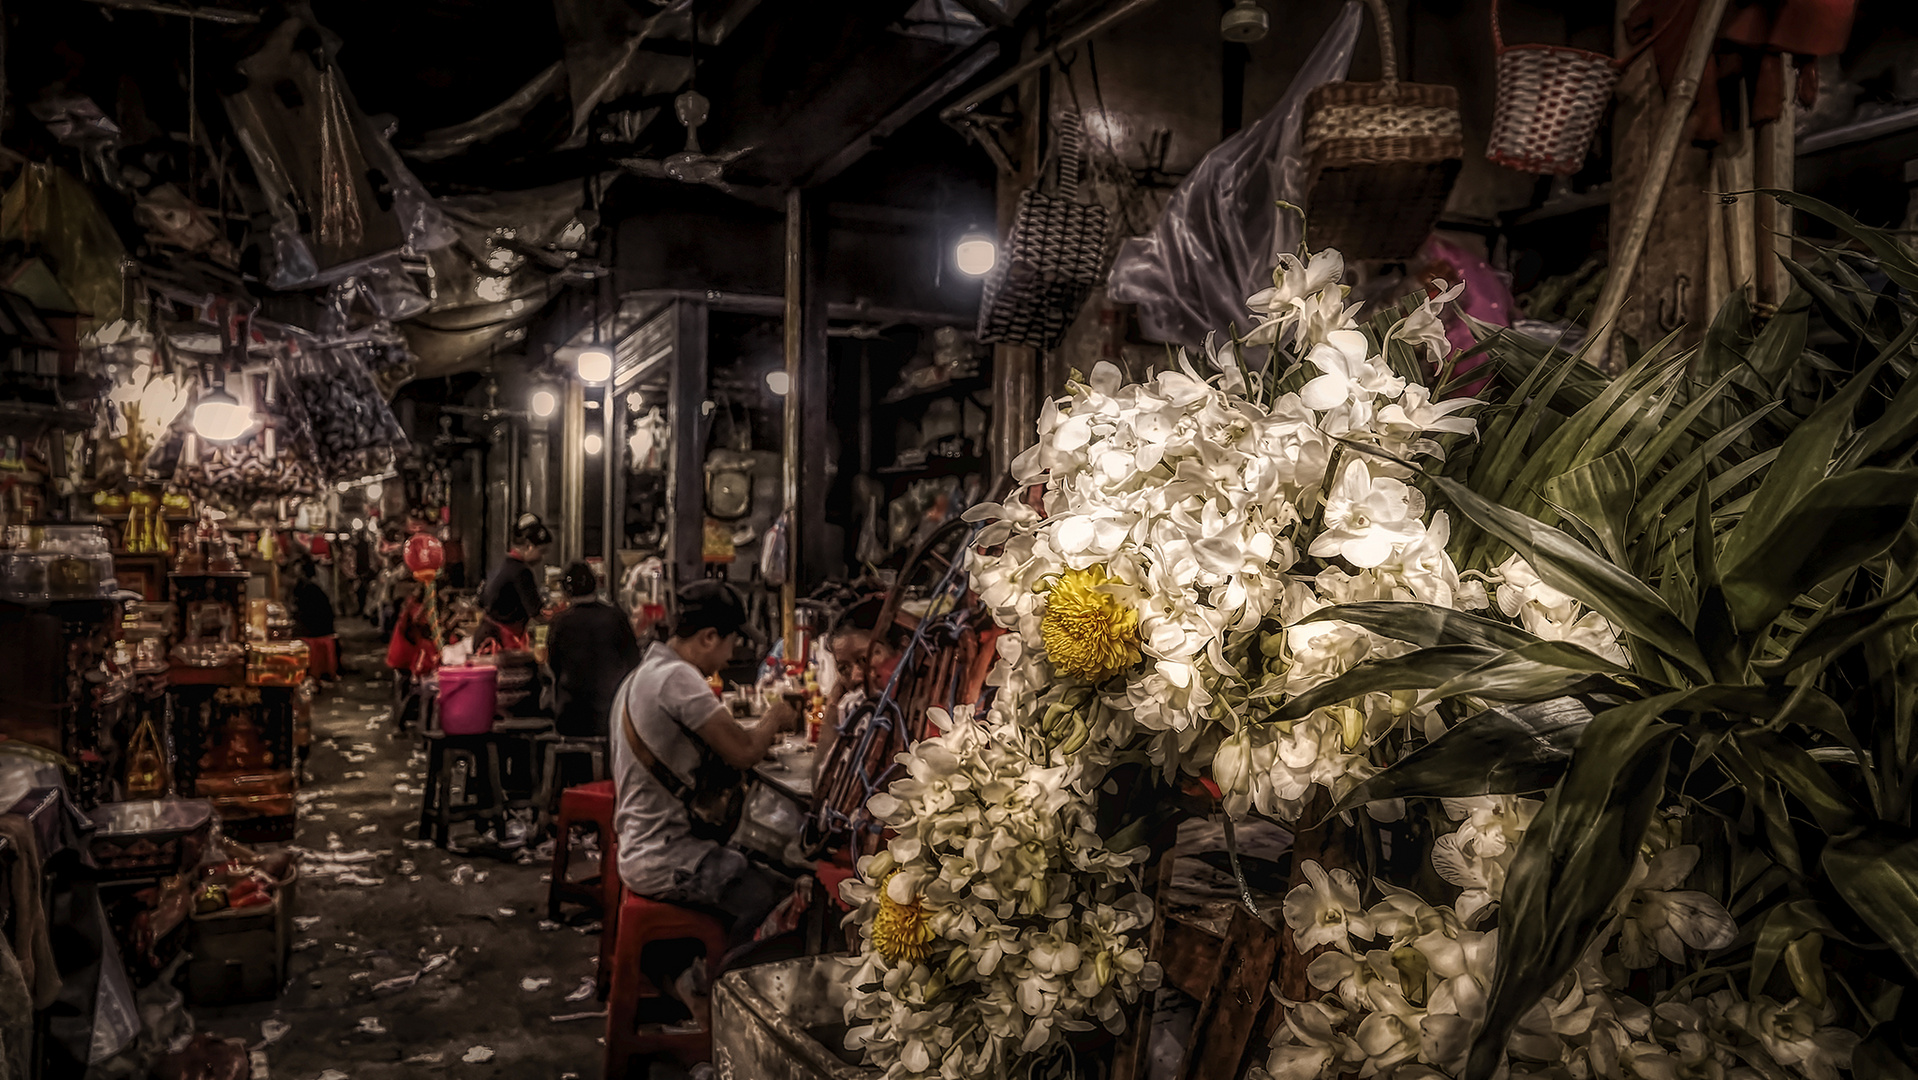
[300,636,339,680]
[603,892,728,1078]
[549,781,618,922]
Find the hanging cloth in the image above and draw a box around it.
[1625,0,1857,145]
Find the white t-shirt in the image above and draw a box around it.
[612,642,727,896]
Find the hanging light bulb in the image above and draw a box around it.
[577,347,613,384]
[955,228,997,277]
[191,383,255,442]
[584,432,604,455]
[365,482,384,503]
[765,370,790,396]
[531,388,558,418]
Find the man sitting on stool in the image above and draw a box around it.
[612,580,798,1031]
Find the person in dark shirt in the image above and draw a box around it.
[288,557,336,639]
[545,562,642,737]
[478,513,551,644]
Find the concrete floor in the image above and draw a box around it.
[189,620,609,1080]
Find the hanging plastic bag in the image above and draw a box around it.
[223,15,404,288]
[0,162,127,329]
[1106,1,1363,355]
[273,343,407,481]
[761,511,790,587]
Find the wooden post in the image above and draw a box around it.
[560,378,585,566]
[1589,0,1734,371]
[669,301,708,591]
[1753,57,1796,311]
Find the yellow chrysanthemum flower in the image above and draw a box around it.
[1040,565,1142,682]
[871,872,935,966]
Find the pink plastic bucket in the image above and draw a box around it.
[438,665,498,735]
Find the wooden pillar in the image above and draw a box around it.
[669,301,708,591]
[782,189,830,655]
[560,378,585,566]
[1753,58,1796,311]
[987,38,1046,489]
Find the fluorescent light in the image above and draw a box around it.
[766,370,791,396]
[191,386,255,442]
[956,231,997,277]
[577,347,613,384]
[531,389,557,418]
[584,433,604,455]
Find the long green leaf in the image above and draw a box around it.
[1433,476,1711,677]
[1468,695,1679,1079]
[1629,366,1743,479]
[1748,288,1812,391]
[1325,697,1599,816]
[1769,189,1918,294]
[1631,409,1782,543]
[1430,640,1640,704]
[1256,645,1501,725]
[1291,602,1541,652]
[1722,315,1918,569]
[1721,468,1918,632]
[1823,829,1918,980]
[1540,449,1638,566]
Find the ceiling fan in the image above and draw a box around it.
[441,380,529,425]
[615,89,752,193]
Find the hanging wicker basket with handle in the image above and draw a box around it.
[1303,0,1463,261]
[1486,0,1623,175]
[977,112,1111,352]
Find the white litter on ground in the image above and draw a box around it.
[463,1046,495,1063]
[521,976,552,992]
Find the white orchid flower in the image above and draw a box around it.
[1283,860,1373,954]
[1299,330,1404,413]
[1311,460,1427,569]
[1387,278,1466,363]
[1262,999,1359,1080]
[1726,996,1859,1080]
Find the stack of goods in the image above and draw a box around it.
[170,436,324,505]
[0,523,118,602]
[189,689,294,824]
[185,841,296,1004]
[275,343,407,482]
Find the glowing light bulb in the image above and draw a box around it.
[191,386,255,442]
[577,347,613,384]
[584,433,604,455]
[531,389,557,418]
[365,482,383,502]
[351,517,365,531]
[766,370,790,396]
[955,231,997,276]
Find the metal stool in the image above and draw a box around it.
[533,733,609,834]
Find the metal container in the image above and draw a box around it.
[712,955,879,1080]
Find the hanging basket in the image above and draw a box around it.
[1486,0,1623,176]
[1302,0,1463,261]
[977,112,1111,352]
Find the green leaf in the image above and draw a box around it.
[1468,695,1679,1079]
[1539,449,1638,566]
[1748,288,1812,391]
[1762,563,1918,675]
[1630,367,1746,480]
[1630,410,1782,545]
[1255,645,1501,725]
[1823,829,1918,980]
[1768,189,1918,293]
[1294,602,1541,652]
[1721,315,1918,569]
[1720,468,1918,632]
[1325,697,1599,816]
[1432,475,1712,677]
[1733,729,1865,837]
[1430,640,1641,704]
[1748,899,1836,1002]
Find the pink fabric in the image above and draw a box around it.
[1418,234,1516,398]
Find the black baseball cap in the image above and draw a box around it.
[514,512,553,547]
[671,580,757,643]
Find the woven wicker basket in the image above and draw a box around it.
[1486,0,1622,175]
[978,113,1111,351]
[1303,0,1462,261]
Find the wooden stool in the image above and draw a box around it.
[533,733,609,834]
[417,729,544,848]
[602,892,728,1077]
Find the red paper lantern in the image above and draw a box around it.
[404,533,445,581]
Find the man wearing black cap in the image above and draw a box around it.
[612,580,798,1029]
